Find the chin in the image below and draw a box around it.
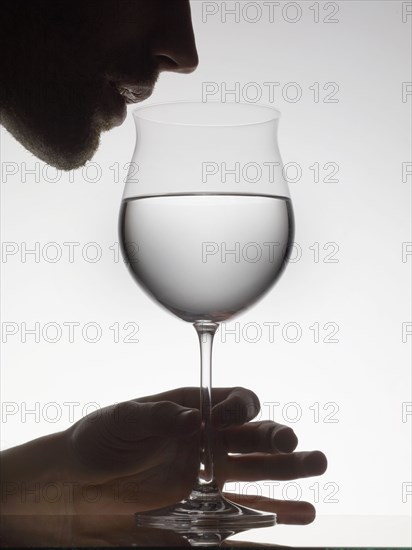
[0,81,127,170]
[1,109,110,171]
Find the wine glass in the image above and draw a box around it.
[119,102,294,535]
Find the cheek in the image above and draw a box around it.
[90,3,152,55]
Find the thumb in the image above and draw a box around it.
[108,400,201,440]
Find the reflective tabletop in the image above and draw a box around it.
[0,514,410,547]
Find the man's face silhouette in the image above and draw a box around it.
[0,0,198,169]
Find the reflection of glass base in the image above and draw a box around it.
[135,490,276,537]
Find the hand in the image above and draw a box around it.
[65,387,326,523]
[1,387,327,526]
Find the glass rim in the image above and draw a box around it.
[132,101,281,128]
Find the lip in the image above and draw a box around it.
[110,82,154,104]
[97,80,155,130]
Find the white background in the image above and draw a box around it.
[1,0,411,544]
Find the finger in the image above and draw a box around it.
[222,421,298,454]
[223,493,316,525]
[105,400,200,439]
[211,387,260,428]
[136,387,200,406]
[136,387,258,411]
[136,387,260,428]
[225,451,327,482]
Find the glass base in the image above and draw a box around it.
[135,489,276,534]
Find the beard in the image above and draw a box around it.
[0,70,126,170]
[0,1,162,170]
[0,2,131,170]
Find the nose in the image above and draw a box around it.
[152,3,199,74]
[154,46,198,75]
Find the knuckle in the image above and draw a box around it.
[111,401,136,423]
[235,388,260,417]
[226,396,248,423]
[104,401,140,435]
[152,401,174,418]
[257,420,277,435]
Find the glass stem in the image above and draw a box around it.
[193,321,219,493]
